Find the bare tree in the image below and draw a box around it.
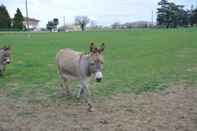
[75,16,90,31]
[90,20,97,28]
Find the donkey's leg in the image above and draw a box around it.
[63,79,71,96]
[80,79,94,111]
[80,79,91,97]
[0,65,4,76]
[77,84,85,98]
[0,70,2,76]
[2,66,5,72]
[59,75,71,96]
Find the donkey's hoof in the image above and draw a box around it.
[58,92,71,97]
[87,107,95,112]
[66,92,72,97]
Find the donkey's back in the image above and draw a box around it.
[56,48,81,80]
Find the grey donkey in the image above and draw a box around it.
[0,46,11,76]
[56,43,105,111]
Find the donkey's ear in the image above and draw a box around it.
[99,43,105,53]
[89,42,95,52]
[2,45,6,50]
[4,45,10,51]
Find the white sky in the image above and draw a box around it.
[1,0,196,27]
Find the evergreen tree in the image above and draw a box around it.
[157,0,189,28]
[191,8,197,26]
[157,0,170,27]
[0,4,11,29]
[13,8,24,30]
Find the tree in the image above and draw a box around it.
[176,8,189,27]
[0,4,11,29]
[13,8,24,30]
[157,0,189,28]
[53,18,59,26]
[123,22,133,29]
[46,18,59,32]
[111,22,121,29]
[46,21,54,32]
[75,16,90,31]
[90,20,97,28]
[157,0,170,27]
[53,18,59,30]
[191,8,197,26]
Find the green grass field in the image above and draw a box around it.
[0,28,197,100]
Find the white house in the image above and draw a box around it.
[23,17,40,30]
[58,24,81,32]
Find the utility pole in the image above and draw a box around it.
[63,16,65,32]
[25,0,29,30]
[151,11,154,27]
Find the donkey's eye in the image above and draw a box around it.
[3,57,8,61]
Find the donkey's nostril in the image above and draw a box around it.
[6,60,10,64]
[96,78,102,82]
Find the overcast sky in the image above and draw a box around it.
[1,0,196,27]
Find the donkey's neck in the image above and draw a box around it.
[86,55,92,77]
[79,54,91,77]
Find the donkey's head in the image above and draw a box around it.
[0,46,11,65]
[88,42,105,82]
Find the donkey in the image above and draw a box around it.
[56,43,105,111]
[0,46,11,76]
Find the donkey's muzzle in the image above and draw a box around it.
[4,58,11,64]
[96,78,102,82]
[3,60,10,64]
[95,71,103,82]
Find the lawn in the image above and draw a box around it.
[0,28,197,99]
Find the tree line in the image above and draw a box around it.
[46,16,90,32]
[111,0,197,29]
[157,0,197,28]
[1,1,197,31]
[0,4,24,30]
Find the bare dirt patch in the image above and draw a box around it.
[0,84,197,131]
